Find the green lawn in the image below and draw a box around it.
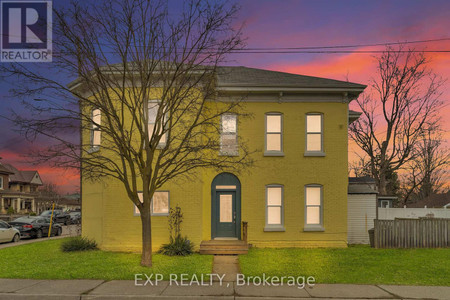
[239,246,450,286]
[0,238,213,280]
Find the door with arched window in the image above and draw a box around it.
[211,173,241,239]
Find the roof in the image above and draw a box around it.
[349,176,376,184]
[348,185,378,194]
[69,63,366,95]
[2,163,43,185]
[407,193,450,208]
[0,163,14,175]
[216,66,366,90]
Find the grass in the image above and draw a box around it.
[0,238,213,280]
[239,245,450,286]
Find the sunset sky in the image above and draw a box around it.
[0,0,449,193]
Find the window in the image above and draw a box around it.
[134,191,170,216]
[380,200,390,208]
[305,113,323,154]
[265,185,284,231]
[220,114,238,155]
[305,185,324,231]
[0,176,3,189]
[265,113,283,155]
[148,101,167,147]
[91,108,101,148]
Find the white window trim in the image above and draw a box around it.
[264,112,284,156]
[264,184,285,231]
[304,184,324,231]
[90,108,101,152]
[134,190,170,216]
[148,100,168,149]
[219,113,239,156]
[304,113,325,157]
[380,200,390,208]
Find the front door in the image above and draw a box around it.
[214,191,237,238]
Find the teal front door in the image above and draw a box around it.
[214,191,237,238]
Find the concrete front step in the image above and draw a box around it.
[199,240,249,255]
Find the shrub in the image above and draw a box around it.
[61,237,98,252]
[7,206,15,215]
[29,212,37,216]
[159,205,194,256]
[159,235,194,256]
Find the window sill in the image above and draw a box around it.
[87,146,100,154]
[219,152,239,157]
[304,151,325,157]
[264,226,285,232]
[303,225,325,232]
[264,151,285,157]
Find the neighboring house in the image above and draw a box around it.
[75,66,366,252]
[406,192,450,208]
[0,161,43,214]
[378,195,397,208]
[347,176,378,244]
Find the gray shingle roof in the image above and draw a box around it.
[217,66,366,89]
[2,163,41,184]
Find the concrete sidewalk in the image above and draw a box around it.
[0,279,449,299]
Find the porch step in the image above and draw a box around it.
[199,240,249,255]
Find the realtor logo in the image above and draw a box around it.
[1,0,52,62]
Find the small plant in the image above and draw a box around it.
[61,237,98,252]
[159,206,194,256]
[29,212,37,216]
[7,206,15,215]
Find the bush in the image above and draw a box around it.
[29,212,37,216]
[7,207,15,215]
[159,235,194,256]
[61,237,98,252]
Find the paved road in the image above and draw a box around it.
[0,224,80,250]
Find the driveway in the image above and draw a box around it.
[0,224,80,250]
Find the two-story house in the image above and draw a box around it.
[78,66,366,252]
[0,160,43,214]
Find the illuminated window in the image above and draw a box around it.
[134,191,170,216]
[91,108,101,148]
[265,185,284,230]
[220,114,238,155]
[0,177,3,189]
[265,113,283,155]
[305,185,323,229]
[148,101,167,147]
[306,114,323,153]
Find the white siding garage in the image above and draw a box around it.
[348,177,378,244]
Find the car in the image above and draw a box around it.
[40,210,71,225]
[0,220,20,243]
[69,212,81,224]
[9,216,62,239]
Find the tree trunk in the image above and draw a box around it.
[378,173,387,195]
[140,210,152,267]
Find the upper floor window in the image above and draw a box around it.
[91,108,101,148]
[265,113,283,155]
[305,113,323,154]
[134,191,170,216]
[148,101,167,148]
[304,185,324,231]
[0,176,3,189]
[220,114,238,156]
[265,185,285,231]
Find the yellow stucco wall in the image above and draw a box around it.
[82,100,349,252]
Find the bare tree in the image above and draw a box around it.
[1,0,253,266]
[400,128,449,204]
[349,46,445,195]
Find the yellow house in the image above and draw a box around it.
[78,66,366,252]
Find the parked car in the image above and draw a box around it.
[9,216,62,239]
[0,220,20,243]
[69,212,81,224]
[40,210,71,225]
